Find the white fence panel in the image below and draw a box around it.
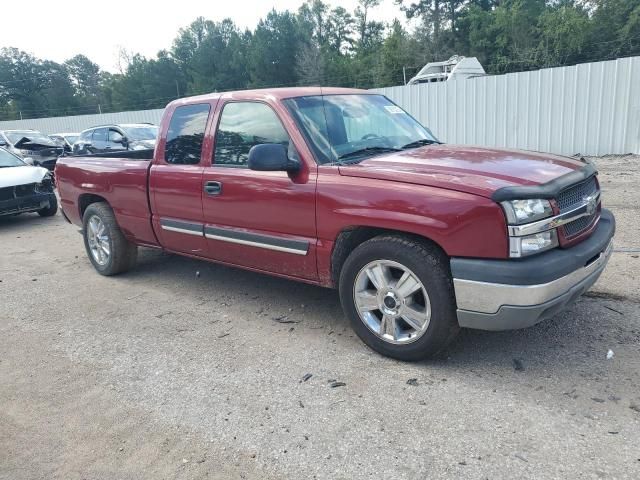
[0,109,165,135]
[374,56,640,155]
[0,57,638,155]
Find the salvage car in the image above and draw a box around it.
[72,124,158,155]
[0,147,57,217]
[55,88,614,360]
[49,133,79,154]
[0,129,64,172]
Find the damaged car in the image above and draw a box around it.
[49,133,79,155]
[0,129,64,173]
[0,147,57,218]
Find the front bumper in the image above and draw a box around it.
[451,209,615,330]
[0,193,54,216]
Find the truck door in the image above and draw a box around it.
[201,100,318,281]
[149,103,213,256]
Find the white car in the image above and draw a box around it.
[0,147,57,218]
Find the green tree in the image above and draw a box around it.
[64,55,101,98]
[355,0,384,51]
[172,17,249,93]
[0,48,78,118]
[588,0,640,59]
[0,48,49,117]
[379,19,419,86]
[537,2,592,67]
[249,10,303,87]
[2,0,640,119]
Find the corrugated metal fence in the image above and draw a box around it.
[373,56,640,156]
[0,109,164,136]
[0,56,638,155]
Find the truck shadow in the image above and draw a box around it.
[128,247,637,379]
[446,299,632,363]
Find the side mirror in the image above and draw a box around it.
[248,144,299,172]
[0,140,7,147]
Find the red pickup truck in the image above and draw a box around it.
[56,87,615,360]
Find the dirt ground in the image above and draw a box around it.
[1,155,639,480]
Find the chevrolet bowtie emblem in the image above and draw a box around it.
[584,195,597,216]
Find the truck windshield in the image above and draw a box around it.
[0,148,26,167]
[284,94,439,164]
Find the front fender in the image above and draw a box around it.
[315,171,508,285]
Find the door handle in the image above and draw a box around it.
[204,181,222,196]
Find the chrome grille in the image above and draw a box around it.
[556,175,599,238]
[0,186,14,201]
[563,213,596,236]
[0,183,38,201]
[14,183,37,197]
[556,176,597,211]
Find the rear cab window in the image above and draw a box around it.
[165,104,211,165]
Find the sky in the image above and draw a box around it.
[0,0,408,73]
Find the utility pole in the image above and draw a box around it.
[176,80,180,98]
[403,67,407,85]
[98,104,102,114]
[19,111,23,120]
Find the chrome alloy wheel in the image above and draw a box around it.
[353,260,431,344]
[87,215,110,266]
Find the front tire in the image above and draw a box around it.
[82,202,137,276]
[37,194,58,217]
[339,235,459,361]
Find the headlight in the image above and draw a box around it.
[509,230,558,258]
[501,199,553,224]
[501,198,557,257]
[35,173,54,193]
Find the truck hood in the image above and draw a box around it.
[338,145,586,198]
[0,165,49,189]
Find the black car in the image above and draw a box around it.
[73,124,159,155]
[0,129,64,172]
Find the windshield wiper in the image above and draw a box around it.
[337,146,400,163]
[401,139,440,150]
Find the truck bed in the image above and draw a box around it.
[56,155,159,246]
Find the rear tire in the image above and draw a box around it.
[82,202,137,276]
[339,235,459,361]
[37,194,58,217]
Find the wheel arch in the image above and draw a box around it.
[330,226,449,288]
[78,193,109,220]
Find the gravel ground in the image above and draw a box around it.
[1,155,639,480]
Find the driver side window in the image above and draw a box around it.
[213,102,290,168]
[108,128,125,148]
